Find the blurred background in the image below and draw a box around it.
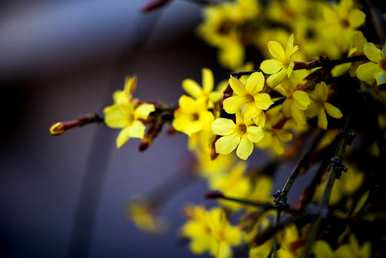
[0,1,218,257]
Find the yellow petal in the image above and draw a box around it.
[287,62,295,77]
[313,83,328,101]
[123,76,137,95]
[116,122,145,148]
[260,59,283,74]
[179,95,197,111]
[247,126,263,142]
[332,63,352,77]
[223,96,246,114]
[318,109,328,129]
[202,68,214,92]
[313,241,334,258]
[212,118,235,136]
[286,34,299,57]
[324,103,343,118]
[293,90,311,110]
[215,134,240,155]
[363,43,382,63]
[374,71,386,86]
[246,72,265,94]
[267,69,287,87]
[236,136,254,160]
[291,104,306,125]
[229,77,246,95]
[268,40,285,61]
[104,104,131,128]
[356,62,381,84]
[135,103,155,120]
[126,120,146,138]
[348,9,366,28]
[254,93,273,110]
[182,79,202,98]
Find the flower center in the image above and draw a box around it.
[380,58,386,70]
[237,124,247,135]
[246,94,255,103]
[340,19,350,28]
[192,113,200,121]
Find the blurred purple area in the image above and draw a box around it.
[0,1,217,258]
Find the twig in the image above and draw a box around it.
[300,115,353,258]
[205,191,299,214]
[231,56,366,77]
[49,113,103,136]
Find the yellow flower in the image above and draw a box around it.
[275,71,311,126]
[257,107,293,155]
[313,236,371,258]
[331,30,367,77]
[173,95,214,136]
[356,42,386,86]
[182,68,222,107]
[212,113,264,160]
[198,0,260,69]
[314,166,363,205]
[182,206,242,258]
[306,82,343,129]
[260,34,299,87]
[223,72,273,124]
[104,77,155,148]
[210,162,251,210]
[249,176,273,204]
[113,76,136,104]
[335,235,371,258]
[320,0,366,57]
[278,225,302,257]
[128,200,164,233]
[313,241,334,258]
[249,241,272,258]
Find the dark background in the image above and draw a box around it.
[0,1,306,258]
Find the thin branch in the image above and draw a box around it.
[300,115,353,258]
[231,56,366,77]
[205,191,299,214]
[49,113,103,136]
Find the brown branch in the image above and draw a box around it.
[49,113,103,136]
[231,56,366,77]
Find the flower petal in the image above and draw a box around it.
[246,72,265,94]
[236,136,254,160]
[268,41,285,61]
[116,121,146,148]
[348,9,365,28]
[228,76,246,95]
[293,90,311,110]
[260,59,283,74]
[212,118,235,136]
[215,134,240,155]
[267,69,287,87]
[356,62,380,84]
[202,68,214,92]
[247,126,263,142]
[363,43,382,63]
[182,79,202,98]
[223,96,246,114]
[135,103,155,120]
[324,103,343,119]
[254,93,273,110]
[179,95,197,111]
[318,109,328,129]
[104,104,131,128]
